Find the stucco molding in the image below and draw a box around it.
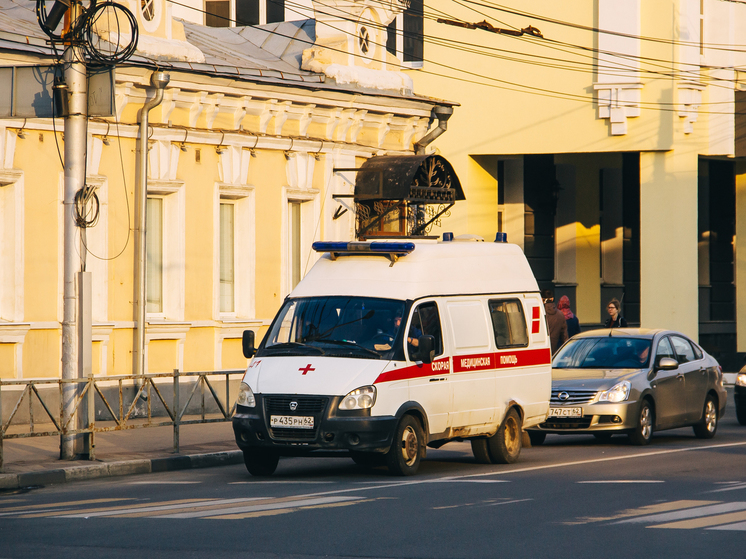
[677,80,706,134]
[593,82,643,136]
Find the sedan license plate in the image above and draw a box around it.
[548,407,582,418]
[270,415,314,429]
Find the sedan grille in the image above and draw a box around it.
[543,417,593,429]
[550,389,597,405]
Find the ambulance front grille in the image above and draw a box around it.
[264,396,328,441]
[264,396,328,414]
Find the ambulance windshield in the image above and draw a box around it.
[260,296,407,359]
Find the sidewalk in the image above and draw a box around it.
[0,422,242,490]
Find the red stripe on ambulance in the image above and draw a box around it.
[373,357,451,383]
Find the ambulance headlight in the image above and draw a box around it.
[236,382,256,408]
[339,386,377,410]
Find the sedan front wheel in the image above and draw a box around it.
[693,395,718,439]
[628,400,653,446]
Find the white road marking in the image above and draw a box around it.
[577,480,664,484]
[60,498,264,518]
[485,498,533,506]
[157,496,362,519]
[613,502,746,524]
[707,482,746,493]
[429,478,509,484]
[228,481,333,485]
[708,521,746,531]
[129,481,202,485]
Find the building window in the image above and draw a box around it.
[219,202,235,313]
[206,0,230,26]
[146,197,163,314]
[141,0,155,21]
[386,0,423,66]
[0,172,23,322]
[216,184,255,319]
[289,200,301,290]
[206,0,285,27]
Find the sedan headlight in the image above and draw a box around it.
[339,386,377,410]
[737,373,746,388]
[598,380,631,403]
[236,382,256,408]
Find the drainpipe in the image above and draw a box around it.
[134,71,170,380]
[414,105,453,155]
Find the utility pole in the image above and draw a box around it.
[60,0,88,460]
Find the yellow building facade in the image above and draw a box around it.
[402,0,746,370]
[0,0,454,378]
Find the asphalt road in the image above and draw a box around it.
[1,414,745,559]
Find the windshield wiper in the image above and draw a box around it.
[309,338,381,358]
[263,342,325,355]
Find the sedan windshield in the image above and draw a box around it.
[259,296,406,359]
[553,337,652,369]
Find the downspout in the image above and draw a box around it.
[414,105,453,154]
[134,71,170,380]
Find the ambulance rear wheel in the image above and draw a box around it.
[243,449,279,476]
[471,438,493,464]
[386,415,424,476]
[488,408,522,464]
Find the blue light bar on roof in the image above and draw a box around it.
[312,241,416,254]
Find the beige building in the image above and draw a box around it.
[0,0,455,378]
[400,0,746,371]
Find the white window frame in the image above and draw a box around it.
[0,169,24,323]
[281,187,319,299]
[146,180,185,321]
[214,183,255,320]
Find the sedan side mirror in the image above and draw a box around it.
[242,330,256,358]
[657,357,678,371]
[417,335,435,364]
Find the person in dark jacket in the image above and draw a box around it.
[604,298,628,328]
[542,289,568,354]
[558,295,580,338]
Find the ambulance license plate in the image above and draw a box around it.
[270,415,314,429]
[548,407,582,418]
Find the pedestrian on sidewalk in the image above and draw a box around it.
[558,295,580,338]
[605,298,628,328]
[543,289,568,354]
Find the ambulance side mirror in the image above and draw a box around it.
[242,330,256,358]
[418,335,435,364]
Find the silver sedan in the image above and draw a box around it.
[527,329,727,445]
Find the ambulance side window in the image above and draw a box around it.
[411,302,444,359]
[489,299,529,348]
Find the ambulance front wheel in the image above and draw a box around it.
[487,408,523,464]
[243,448,279,476]
[386,415,424,476]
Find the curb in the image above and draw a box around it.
[0,450,243,490]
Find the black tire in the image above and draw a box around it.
[386,415,424,476]
[243,449,279,476]
[693,395,718,439]
[528,430,546,446]
[628,400,654,446]
[471,438,493,463]
[593,432,613,443]
[350,451,386,468]
[737,399,746,426]
[487,408,522,464]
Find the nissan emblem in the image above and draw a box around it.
[558,392,570,401]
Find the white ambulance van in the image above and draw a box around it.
[233,234,551,476]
